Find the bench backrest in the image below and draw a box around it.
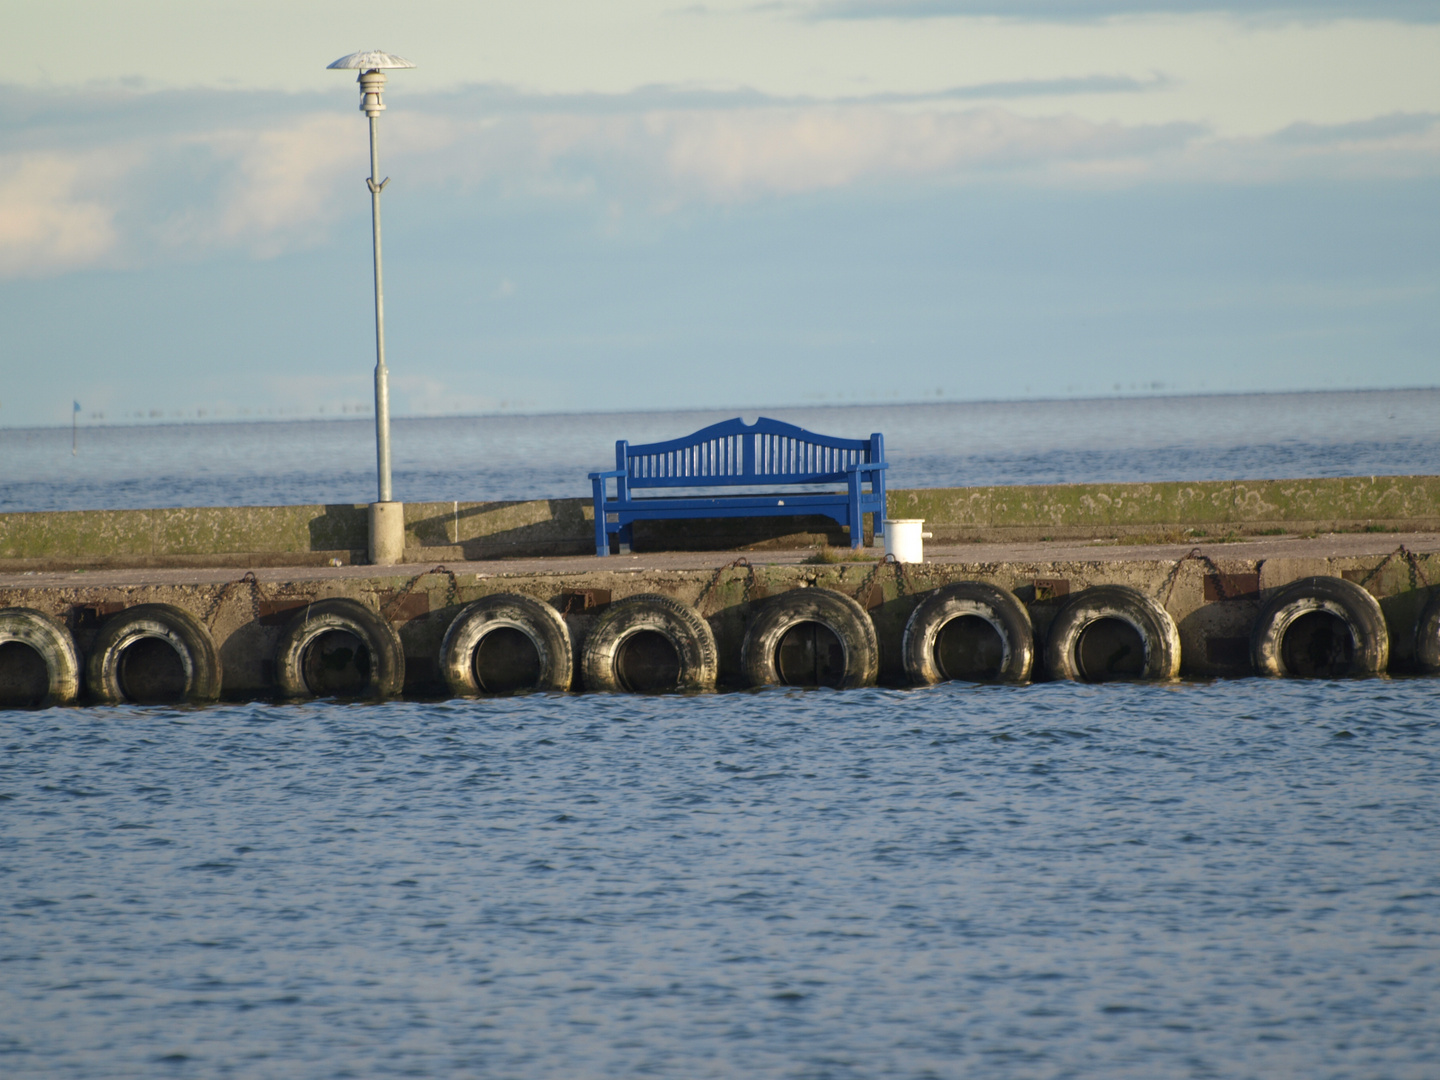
[617,417,883,493]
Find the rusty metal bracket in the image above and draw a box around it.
[1031,578,1070,602]
[71,602,124,630]
[1203,572,1260,601]
[559,588,612,614]
[382,564,459,621]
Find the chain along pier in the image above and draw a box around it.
[1,477,1438,706]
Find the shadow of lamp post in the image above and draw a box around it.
[327,48,415,565]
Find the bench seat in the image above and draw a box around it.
[588,417,887,556]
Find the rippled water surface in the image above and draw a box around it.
[4,680,1439,1079]
[2,388,1437,511]
[4,392,1439,1076]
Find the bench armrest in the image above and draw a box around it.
[588,468,628,480]
[845,461,889,474]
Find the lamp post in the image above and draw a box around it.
[328,48,415,565]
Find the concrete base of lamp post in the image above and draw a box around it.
[368,501,406,565]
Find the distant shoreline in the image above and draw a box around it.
[4,384,1438,434]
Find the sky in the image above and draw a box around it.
[1,0,1437,426]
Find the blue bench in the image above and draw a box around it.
[589,417,887,556]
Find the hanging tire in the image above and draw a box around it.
[741,587,878,689]
[1417,590,1440,673]
[274,598,404,699]
[902,583,1033,685]
[86,603,222,705]
[441,593,573,696]
[1044,585,1181,682]
[1251,575,1388,678]
[581,593,717,693]
[0,607,81,708]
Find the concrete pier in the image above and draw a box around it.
[4,476,1437,573]
[2,531,1435,701]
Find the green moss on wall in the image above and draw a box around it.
[2,476,1435,561]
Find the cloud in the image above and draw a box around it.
[160,114,356,257]
[0,84,380,276]
[381,81,1210,204]
[798,0,1440,22]
[1269,112,1440,145]
[2,81,1437,278]
[410,95,1439,204]
[1221,112,1440,184]
[0,153,121,276]
[651,106,1201,199]
[418,74,1167,116]
[386,98,1206,214]
[855,74,1171,103]
[0,104,362,277]
[0,85,330,151]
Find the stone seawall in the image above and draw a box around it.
[2,537,1435,704]
[3,476,1437,571]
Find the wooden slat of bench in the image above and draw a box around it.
[754,432,862,479]
[613,493,857,513]
[632,434,745,482]
[624,417,875,489]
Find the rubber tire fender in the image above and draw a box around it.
[741,587,878,689]
[1417,589,1440,673]
[274,598,405,699]
[581,593,718,693]
[901,582,1033,685]
[440,593,573,696]
[85,603,223,704]
[1251,575,1388,678]
[0,607,82,707]
[1044,585,1181,682]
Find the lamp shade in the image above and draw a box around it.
[327,50,415,70]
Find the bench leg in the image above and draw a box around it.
[870,472,887,546]
[592,482,611,556]
[618,523,634,555]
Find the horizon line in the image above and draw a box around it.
[3,384,1437,435]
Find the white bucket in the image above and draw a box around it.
[884,519,931,564]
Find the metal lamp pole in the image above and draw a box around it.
[328,49,414,562]
[363,70,393,503]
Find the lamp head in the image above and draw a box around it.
[328,51,415,117]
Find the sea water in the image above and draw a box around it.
[1,389,1437,512]
[2,681,1438,1078]
[2,391,1439,1077]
